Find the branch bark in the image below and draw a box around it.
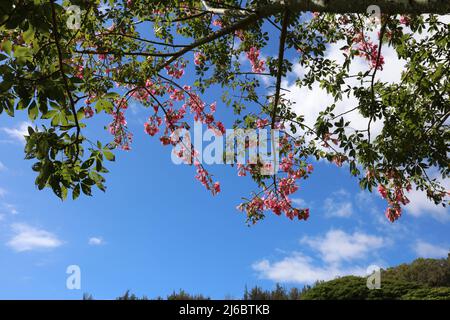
[261,0,450,15]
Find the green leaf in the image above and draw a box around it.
[95,99,113,113]
[103,150,115,161]
[1,40,12,55]
[13,46,32,59]
[28,101,38,120]
[81,158,95,169]
[72,184,80,200]
[81,183,92,196]
[23,26,35,44]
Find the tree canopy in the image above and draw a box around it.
[0,0,449,223]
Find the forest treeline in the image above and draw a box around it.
[83,255,450,300]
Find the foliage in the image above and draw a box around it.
[382,254,450,287]
[0,0,449,223]
[402,287,450,300]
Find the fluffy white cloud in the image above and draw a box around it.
[88,237,105,246]
[253,253,367,284]
[301,229,384,264]
[291,198,309,208]
[323,189,354,218]
[1,122,31,143]
[2,203,18,215]
[0,161,6,171]
[404,177,450,222]
[253,229,384,284]
[7,223,63,252]
[414,241,448,259]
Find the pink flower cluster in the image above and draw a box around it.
[144,116,162,136]
[246,47,265,73]
[353,33,385,70]
[84,106,94,118]
[108,99,132,150]
[212,19,223,28]
[165,62,186,79]
[237,146,314,222]
[195,163,220,195]
[194,52,206,66]
[75,65,84,79]
[399,15,411,26]
[378,183,411,222]
[119,71,226,194]
[256,118,269,129]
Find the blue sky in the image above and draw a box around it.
[0,9,449,300]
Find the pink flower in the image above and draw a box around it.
[246,47,265,73]
[144,122,159,136]
[160,136,172,145]
[378,185,388,199]
[210,102,217,113]
[165,62,185,79]
[212,19,223,27]
[84,106,94,118]
[170,89,185,101]
[353,34,385,70]
[216,121,226,135]
[385,207,402,223]
[213,182,221,194]
[280,154,294,173]
[256,118,269,129]
[298,208,310,221]
[75,65,84,79]
[399,15,411,26]
[237,164,247,177]
[194,52,206,66]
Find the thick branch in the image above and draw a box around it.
[263,0,450,15]
[271,9,290,129]
[50,0,81,163]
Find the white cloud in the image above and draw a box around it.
[0,188,6,198]
[1,121,31,143]
[88,237,105,246]
[323,189,354,218]
[253,253,367,284]
[300,229,384,264]
[7,223,63,252]
[414,241,448,259]
[323,198,353,218]
[2,203,18,215]
[253,229,384,284]
[291,198,308,207]
[405,177,450,222]
[0,161,6,171]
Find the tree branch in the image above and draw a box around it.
[50,0,81,164]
